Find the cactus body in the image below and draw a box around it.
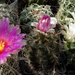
[0,3,18,24]
[56,0,75,26]
[0,3,19,75]
[20,4,53,33]
[56,0,75,71]
[24,29,62,74]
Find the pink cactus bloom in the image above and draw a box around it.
[0,18,26,64]
[35,15,56,33]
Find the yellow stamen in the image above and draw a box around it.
[0,41,5,50]
[0,40,6,54]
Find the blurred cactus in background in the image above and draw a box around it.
[20,4,53,33]
[56,0,75,26]
[56,0,75,71]
[0,3,18,24]
[57,0,75,50]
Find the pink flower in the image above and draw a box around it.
[37,15,50,33]
[32,15,57,33]
[0,18,26,64]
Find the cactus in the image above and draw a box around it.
[56,0,75,71]
[0,3,20,75]
[20,4,53,33]
[24,28,62,74]
[23,14,63,74]
[56,0,75,26]
[0,3,18,24]
[0,54,21,75]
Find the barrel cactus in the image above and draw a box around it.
[23,15,63,74]
[20,3,53,33]
[56,0,75,26]
[56,0,75,71]
[0,3,21,75]
[0,3,18,24]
